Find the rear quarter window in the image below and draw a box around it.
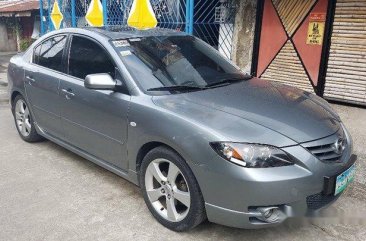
[33,44,41,64]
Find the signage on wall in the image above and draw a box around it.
[306,13,326,45]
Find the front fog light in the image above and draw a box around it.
[257,207,286,223]
[210,142,294,168]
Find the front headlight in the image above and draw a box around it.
[210,142,294,168]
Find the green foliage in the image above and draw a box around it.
[2,17,21,34]
[1,17,34,51]
[19,38,34,51]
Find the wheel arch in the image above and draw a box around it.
[11,90,21,106]
[135,141,180,177]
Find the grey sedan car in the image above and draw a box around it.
[8,27,356,231]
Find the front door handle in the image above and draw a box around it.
[61,88,75,99]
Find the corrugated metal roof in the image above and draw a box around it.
[0,0,39,13]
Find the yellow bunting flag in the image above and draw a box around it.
[50,1,63,30]
[127,0,157,30]
[85,0,104,27]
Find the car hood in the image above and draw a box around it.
[152,78,341,144]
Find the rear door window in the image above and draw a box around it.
[68,36,115,80]
[34,35,67,72]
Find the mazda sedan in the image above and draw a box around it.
[7,27,356,231]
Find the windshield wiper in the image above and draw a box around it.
[205,76,252,88]
[147,85,207,92]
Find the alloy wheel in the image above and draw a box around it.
[15,99,31,137]
[145,158,191,222]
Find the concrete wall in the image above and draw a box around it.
[231,0,257,73]
[0,21,17,52]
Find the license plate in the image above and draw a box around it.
[334,164,356,196]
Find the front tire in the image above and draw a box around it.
[140,146,206,231]
[12,95,43,142]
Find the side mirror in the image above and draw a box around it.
[84,73,116,90]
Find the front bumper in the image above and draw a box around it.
[191,128,356,229]
[203,154,356,229]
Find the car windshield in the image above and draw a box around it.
[113,35,249,93]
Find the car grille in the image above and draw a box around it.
[306,144,342,162]
[306,193,338,210]
[302,128,346,163]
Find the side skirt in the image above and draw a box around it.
[34,123,139,186]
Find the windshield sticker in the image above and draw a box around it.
[128,38,141,42]
[113,40,130,47]
[120,50,132,57]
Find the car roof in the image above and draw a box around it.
[81,26,187,40]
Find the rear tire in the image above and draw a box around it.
[12,95,43,142]
[140,146,206,231]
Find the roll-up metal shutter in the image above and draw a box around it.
[324,0,366,105]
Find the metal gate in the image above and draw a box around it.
[192,0,237,59]
[39,0,237,59]
[252,0,333,94]
[324,0,366,105]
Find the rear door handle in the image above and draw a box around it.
[26,75,35,84]
[61,88,75,99]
